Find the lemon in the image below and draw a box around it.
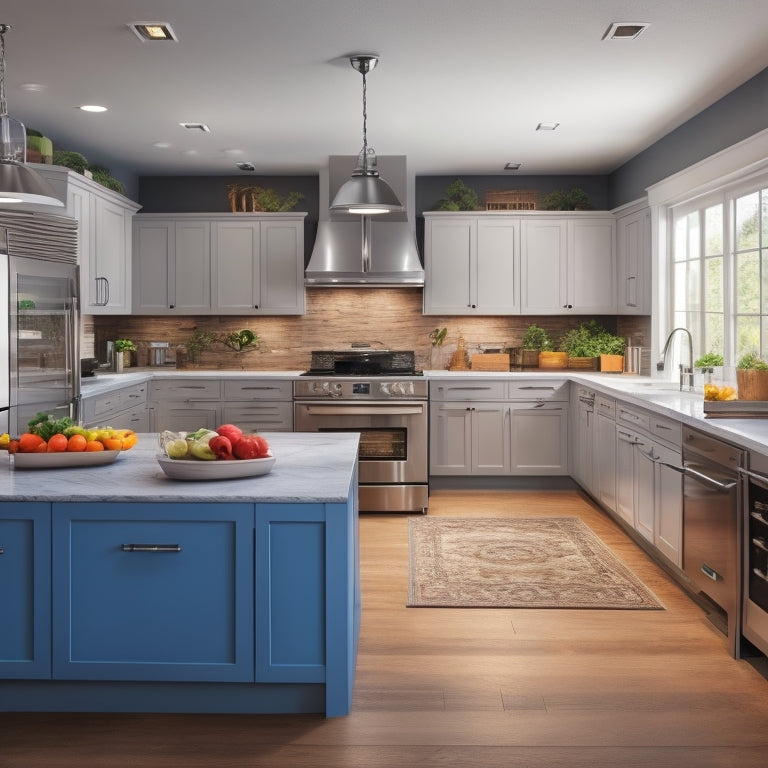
[165,439,189,459]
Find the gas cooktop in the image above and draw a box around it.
[302,349,420,377]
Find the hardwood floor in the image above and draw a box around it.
[4,488,768,767]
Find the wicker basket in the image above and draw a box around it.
[485,189,539,211]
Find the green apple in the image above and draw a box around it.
[189,439,217,460]
[165,439,189,459]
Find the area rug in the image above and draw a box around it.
[407,517,663,609]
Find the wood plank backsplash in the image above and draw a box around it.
[93,290,649,372]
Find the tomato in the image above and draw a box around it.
[233,434,270,460]
[209,435,234,460]
[84,440,104,452]
[47,434,69,452]
[18,433,46,453]
[7,439,20,454]
[67,434,88,452]
[215,424,243,446]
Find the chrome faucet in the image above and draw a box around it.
[657,327,694,391]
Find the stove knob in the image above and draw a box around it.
[333,382,343,397]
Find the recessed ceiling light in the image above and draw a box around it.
[236,162,256,171]
[152,141,171,149]
[504,162,522,171]
[223,149,244,156]
[603,22,649,40]
[179,122,210,133]
[19,82,45,92]
[79,104,107,113]
[129,22,178,42]
[536,122,559,131]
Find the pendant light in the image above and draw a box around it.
[330,55,403,215]
[0,23,63,206]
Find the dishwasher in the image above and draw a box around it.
[681,426,746,658]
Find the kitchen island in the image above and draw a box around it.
[0,432,361,717]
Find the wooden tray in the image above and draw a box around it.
[704,400,768,418]
[470,353,510,371]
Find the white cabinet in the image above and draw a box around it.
[81,381,149,432]
[570,386,596,492]
[423,213,519,314]
[520,214,616,314]
[615,203,651,314]
[133,213,305,315]
[32,164,140,314]
[509,403,567,474]
[595,395,616,512]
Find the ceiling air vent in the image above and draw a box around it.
[179,122,211,133]
[603,22,649,40]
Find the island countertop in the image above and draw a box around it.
[0,432,360,504]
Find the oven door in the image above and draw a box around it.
[293,400,427,485]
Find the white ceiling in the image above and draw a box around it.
[3,0,768,179]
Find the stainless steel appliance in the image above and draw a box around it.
[294,349,428,513]
[740,452,768,657]
[681,427,746,657]
[0,211,79,436]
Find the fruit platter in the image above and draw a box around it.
[156,423,275,480]
[1,413,137,469]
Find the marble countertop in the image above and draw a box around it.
[0,432,359,504]
[77,368,768,456]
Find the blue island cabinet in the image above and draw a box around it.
[0,494,359,717]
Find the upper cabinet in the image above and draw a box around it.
[32,165,141,315]
[423,213,519,315]
[615,203,651,315]
[520,213,616,314]
[133,213,306,315]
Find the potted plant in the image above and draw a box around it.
[559,321,601,370]
[434,179,480,211]
[736,353,768,400]
[596,330,626,373]
[520,324,552,367]
[113,339,136,371]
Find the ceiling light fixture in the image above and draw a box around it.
[330,54,403,215]
[179,122,210,132]
[236,162,255,171]
[504,162,522,171]
[129,23,178,42]
[79,104,107,113]
[0,23,63,206]
[603,22,649,40]
[536,122,560,131]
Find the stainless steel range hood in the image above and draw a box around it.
[305,155,424,287]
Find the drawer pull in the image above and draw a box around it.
[701,563,721,581]
[121,544,181,553]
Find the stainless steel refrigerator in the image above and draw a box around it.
[1,211,79,436]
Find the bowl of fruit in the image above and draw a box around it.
[156,423,275,480]
[4,413,138,469]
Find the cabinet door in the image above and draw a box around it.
[634,438,656,542]
[568,217,616,313]
[654,443,683,567]
[596,410,616,512]
[51,503,254,682]
[174,221,211,312]
[222,402,293,432]
[520,219,568,313]
[423,217,474,314]
[616,206,651,315]
[212,220,260,313]
[151,404,220,433]
[510,404,568,475]
[476,218,519,314]
[92,195,132,313]
[429,402,472,474]
[133,220,173,313]
[615,426,637,526]
[259,220,305,314]
[471,403,509,473]
[0,503,51,679]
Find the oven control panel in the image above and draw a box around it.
[294,378,428,400]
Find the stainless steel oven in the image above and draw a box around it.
[294,349,428,514]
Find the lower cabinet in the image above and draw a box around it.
[509,403,568,474]
[81,381,150,431]
[0,504,51,679]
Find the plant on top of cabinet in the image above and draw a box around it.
[434,179,480,211]
[540,187,593,211]
[227,184,304,213]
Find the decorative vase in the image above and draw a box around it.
[736,369,768,400]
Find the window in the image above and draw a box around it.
[670,178,768,367]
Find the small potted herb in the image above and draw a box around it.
[113,339,136,370]
[520,324,553,367]
[736,352,768,400]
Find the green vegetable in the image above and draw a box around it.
[27,413,75,441]
[694,352,724,368]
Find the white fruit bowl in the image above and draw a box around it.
[156,453,275,481]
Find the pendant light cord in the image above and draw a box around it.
[0,25,8,117]
[361,68,368,168]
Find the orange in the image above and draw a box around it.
[120,433,138,450]
[67,434,88,452]
[46,434,69,452]
[101,437,123,451]
[84,440,105,452]
[7,439,20,454]
[18,433,45,453]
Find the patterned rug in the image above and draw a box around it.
[407,517,664,609]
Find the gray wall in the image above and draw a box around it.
[608,67,768,207]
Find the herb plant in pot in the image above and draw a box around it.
[736,353,768,400]
[559,322,600,370]
[521,324,552,368]
[113,339,136,371]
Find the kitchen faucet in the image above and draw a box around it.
[657,327,694,391]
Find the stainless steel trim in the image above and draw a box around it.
[121,544,182,552]
[301,403,425,417]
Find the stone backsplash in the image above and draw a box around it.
[92,289,650,372]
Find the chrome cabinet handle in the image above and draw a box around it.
[121,544,182,552]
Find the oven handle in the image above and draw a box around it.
[739,466,768,491]
[680,464,738,492]
[299,404,426,416]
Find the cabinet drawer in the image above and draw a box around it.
[649,413,681,447]
[617,403,650,432]
[222,402,293,431]
[508,379,568,401]
[90,391,121,418]
[150,379,222,401]
[119,382,147,408]
[595,396,615,419]
[430,380,506,401]
[51,503,254,682]
[223,379,292,400]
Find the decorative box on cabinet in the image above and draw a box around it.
[31,164,140,315]
[423,213,520,315]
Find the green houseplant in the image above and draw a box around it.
[435,179,480,211]
[113,339,136,369]
[520,324,552,367]
[736,352,768,400]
